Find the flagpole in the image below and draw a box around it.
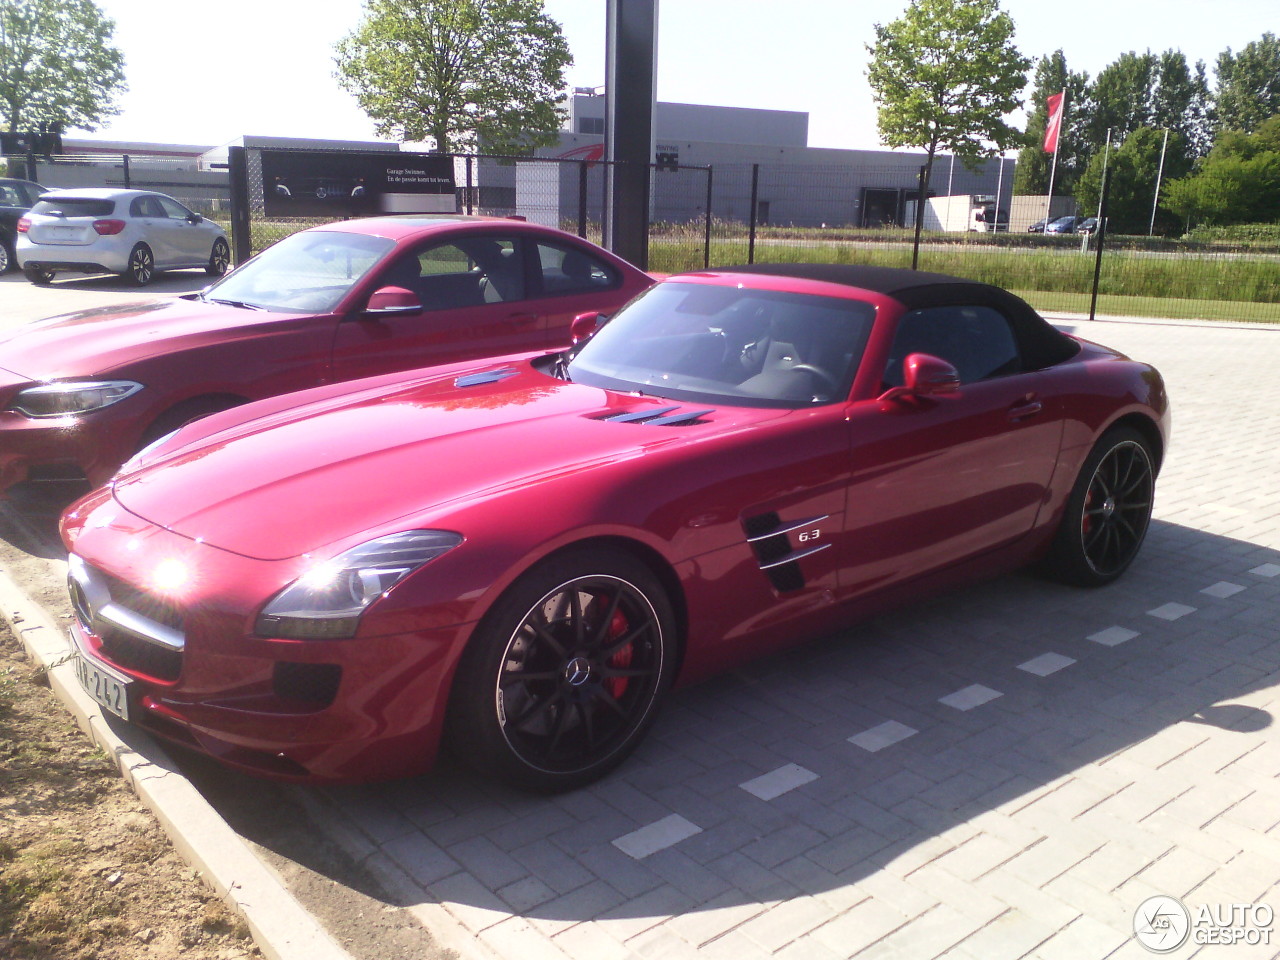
[1149,127,1170,235]
[1097,128,1112,218]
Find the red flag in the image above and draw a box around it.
[1043,91,1065,154]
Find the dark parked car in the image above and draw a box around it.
[1044,216,1083,234]
[63,264,1169,790]
[1027,217,1052,233]
[0,177,46,273]
[1076,217,1104,235]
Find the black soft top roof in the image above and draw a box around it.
[714,263,1079,370]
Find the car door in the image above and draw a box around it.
[329,235,547,381]
[155,195,209,264]
[130,195,182,267]
[840,304,1066,595]
[528,239,634,347]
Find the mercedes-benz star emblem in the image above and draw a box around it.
[563,657,593,687]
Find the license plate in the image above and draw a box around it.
[53,225,79,239]
[73,652,132,721]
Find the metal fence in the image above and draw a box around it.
[27,154,230,216]
[230,147,714,272]
[19,149,1276,324]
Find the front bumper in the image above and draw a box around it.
[64,530,474,782]
[0,408,135,493]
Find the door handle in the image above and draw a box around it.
[1007,399,1043,421]
[503,312,539,325]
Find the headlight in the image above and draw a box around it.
[10,380,144,418]
[255,530,463,640]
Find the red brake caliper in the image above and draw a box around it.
[604,607,632,699]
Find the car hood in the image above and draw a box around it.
[0,297,283,381]
[111,363,791,561]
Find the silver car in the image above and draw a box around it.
[16,188,229,286]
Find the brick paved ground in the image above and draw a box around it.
[291,317,1280,960]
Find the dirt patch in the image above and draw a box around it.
[0,620,260,960]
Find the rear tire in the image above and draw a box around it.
[126,243,154,286]
[0,238,12,273]
[448,547,677,792]
[1040,426,1155,587]
[23,263,54,285]
[206,238,230,276]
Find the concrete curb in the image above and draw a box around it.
[0,562,357,960]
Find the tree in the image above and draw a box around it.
[334,0,572,155]
[866,0,1030,227]
[1151,51,1211,158]
[0,0,125,134]
[1075,126,1191,235]
[1086,51,1159,147]
[1014,51,1090,196]
[1214,32,1280,134]
[1164,115,1280,228]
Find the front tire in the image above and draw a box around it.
[206,238,230,276]
[448,547,677,792]
[1041,426,1155,587]
[126,243,154,286]
[23,263,54,285]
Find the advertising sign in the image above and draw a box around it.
[260,150,456,218]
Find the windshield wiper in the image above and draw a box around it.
[206,297,265,311]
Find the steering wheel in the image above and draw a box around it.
[787,363,841,394]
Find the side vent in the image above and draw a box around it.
[743,512,831,593]
[455,367,519,388]
[596,407,714,427]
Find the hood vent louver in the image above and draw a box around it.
[455,367,519,388]
[597,407,714,427]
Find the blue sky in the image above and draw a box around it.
[81,0,1273,150]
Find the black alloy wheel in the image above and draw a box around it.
[126,243,154,286]
[1043,426,1155,586]
[449,548,676,791]
[206,238,230,276]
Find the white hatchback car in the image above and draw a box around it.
[16,188,229,286]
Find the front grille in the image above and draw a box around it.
[100,571,184,631]
[100,626,183,682]
[69,556,186,682]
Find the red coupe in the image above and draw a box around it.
[0,215,652,494]
[62,265,1169,791]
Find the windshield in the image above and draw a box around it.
[567,280,876,407]
[204,230,394,313]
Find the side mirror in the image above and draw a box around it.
[879,352,960,403]
[188,212,204,223]
[570,311,604,344]
[365,286,422,316]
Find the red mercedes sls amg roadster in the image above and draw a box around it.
[62,264,1169,790]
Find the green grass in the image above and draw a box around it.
[1014,290,1280,323]
[649,236,1280,322]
